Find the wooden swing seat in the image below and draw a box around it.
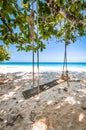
[22,77,69,99]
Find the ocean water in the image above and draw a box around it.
[0,62,86,68]
[0,62,86,73]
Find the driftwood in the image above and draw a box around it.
[22,78,68,99]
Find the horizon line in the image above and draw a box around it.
[1,61,86,63]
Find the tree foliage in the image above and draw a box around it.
[0,0,86,53]
[0,45,10,61]
[38,0,86,44]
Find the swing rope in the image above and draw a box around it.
[36,0,40,93]
[32,47,35,88]
[37,50,40,93]
[61,42,70,87]
[31,0,40,91]
[62,42,68,75]
[32,0,35,88]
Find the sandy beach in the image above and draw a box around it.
[0,65,86,73]
[0,66,86,130]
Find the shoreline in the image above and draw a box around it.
[0,65,86,74]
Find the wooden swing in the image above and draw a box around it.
[22,1,70,99]
[22,42,70,99]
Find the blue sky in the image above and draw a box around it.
[1,36,85,62]
[0,1,86,63]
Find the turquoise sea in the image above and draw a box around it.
[0,62,86,73]
[0,62,86,68]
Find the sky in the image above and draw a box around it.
[1,36,86,62]
[0,0,86,63]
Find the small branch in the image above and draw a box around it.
[0,11,16,38]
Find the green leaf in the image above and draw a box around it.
[23,0,28,4]
[0,45,10,61]
[0,1,3,7]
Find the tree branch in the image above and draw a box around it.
[46,0,86,26]
[0,11,25,44]
[0,11,16,38]
[59,8,86,26]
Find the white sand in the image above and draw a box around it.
[0,66,86,130]
[0,65,86,74]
